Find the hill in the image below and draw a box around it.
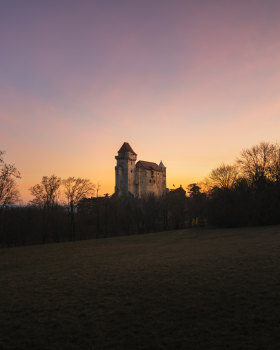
[1,226,280,349]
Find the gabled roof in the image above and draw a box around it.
[170,186,186,194]
[136,160,163,172]
[118,142,137,155]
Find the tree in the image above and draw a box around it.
[209,163,239,190]
[63,177,96,208]
[0,151,21,206]
[29,175,62,243]
[62,177,96,240]
[186,183,205,225]
[187,183,202,198]
[29,175,61,208]
[237,142,278,187]
[269,145,280,183]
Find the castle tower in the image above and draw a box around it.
[159,160,167,195]
[115,142,137,196]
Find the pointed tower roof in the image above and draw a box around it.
[159,160,166,168]
[118,142,137,155]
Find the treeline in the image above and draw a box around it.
[1,141,280,247]
[205,141,280,226]
[0,192,189,247]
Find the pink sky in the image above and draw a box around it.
[1,0,280,202]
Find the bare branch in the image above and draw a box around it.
[29,175,61,208]
[236,141,278,184]
[0,151,21,206]
[208,163,239,190]
[62,177,96,209]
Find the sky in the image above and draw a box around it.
[1,0,280,202]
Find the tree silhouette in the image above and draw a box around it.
[63,177,96,240]
[209,163,239,190]
[187,183,201,198]
[237,142,278,188]
[29,175,61,208]
[0,150,21,206]
[29,175,62,243]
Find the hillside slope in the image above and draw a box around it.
[1,226,280,349]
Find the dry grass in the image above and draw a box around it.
[1,226,280,349]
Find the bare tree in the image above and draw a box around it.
[62,177,96,239]
[63,177,95,208]
[209,163,239,190]
[269,144,280,182]
[0,151,21,206]
[237,142,278,185]
[29,175,61,208]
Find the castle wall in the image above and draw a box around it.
[135,168,166,197]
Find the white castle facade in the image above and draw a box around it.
[115,142,166,197]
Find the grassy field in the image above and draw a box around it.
[1,226,280,349]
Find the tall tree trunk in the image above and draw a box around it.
[70,202,75,241]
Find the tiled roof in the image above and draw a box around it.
[136,160,163,172]
[118,142,137,155]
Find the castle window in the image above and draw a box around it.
[149,179,152,183]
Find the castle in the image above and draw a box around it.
[115,142,166,197]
